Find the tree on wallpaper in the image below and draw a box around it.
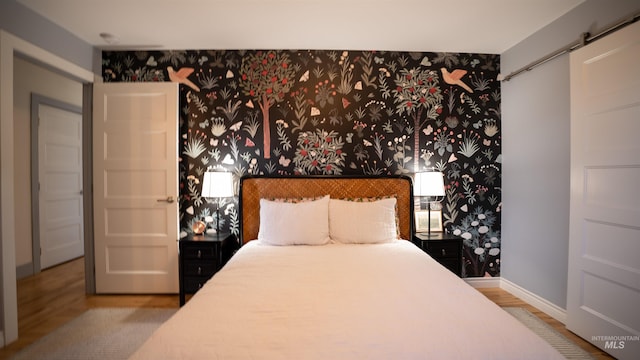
[239,51,296,159]
[101,49,502,278]
[392,67,443,172]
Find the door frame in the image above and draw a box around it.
[0,30,94,346]
[30,94,83,275]
[82,84,95,294]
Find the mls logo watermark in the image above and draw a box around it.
[592,335,640,351]
[605,340,624,350]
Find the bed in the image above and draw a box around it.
[131,175,563,359]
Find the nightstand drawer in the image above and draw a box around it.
[425,241,460,259]
[438,259,461,274]
[179,233,236,306]
[183,277,210,293]
[181,245,218,260]
[183,262,217,276]
[414,233,463,277]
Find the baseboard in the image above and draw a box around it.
[500,278,567,324]
[16,262,34,280]
[464,276,501,288]
[463,277,567,324]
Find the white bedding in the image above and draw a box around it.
[131,240,563,359]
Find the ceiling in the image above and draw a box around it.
[18,0,584,54]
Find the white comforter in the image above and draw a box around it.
[131,240,563,359]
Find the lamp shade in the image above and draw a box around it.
[201,171,234,198]
[414,172,445,197]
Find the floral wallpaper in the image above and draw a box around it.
[102,50,501,277]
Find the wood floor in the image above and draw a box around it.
[477,287,613,359]
[0,257,612,359]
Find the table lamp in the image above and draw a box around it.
[201,171,234,234]
[414,171,445,237]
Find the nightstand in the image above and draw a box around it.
[414,232,463,277]
[178,232,238,306]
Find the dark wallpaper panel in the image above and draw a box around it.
[102,50,501,277]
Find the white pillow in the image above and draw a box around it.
[329,197,398,244]
[258,195,330,246]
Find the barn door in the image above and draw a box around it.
[567,20,640,359]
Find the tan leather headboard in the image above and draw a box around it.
[239,176,414,244]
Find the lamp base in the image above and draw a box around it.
[427,206,432,237]
[216,207,220,234]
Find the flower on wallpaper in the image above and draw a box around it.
[458,131,481,158]
[483,118,499,137]
[419,148,435,168]
[158,50,187,67]
[293,129,346,175]
[123,67,163,82]
[469,71,492,92]
[210,116,227,137]
[453,207,500,277]
[433,128,453,156]
[227,204,239,235]
[315,80,336,108]
[197,68,219,90]
[243,115,260,138]
[186,176,204,207]
[188,91,208,113]
[183,129,208,159]
[276,120,292,151]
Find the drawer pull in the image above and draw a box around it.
[197,266,202,275]
[441,249,446,256]
[197,250,202,258]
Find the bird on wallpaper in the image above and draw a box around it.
[167,66,200,92]
[440,68,473,93]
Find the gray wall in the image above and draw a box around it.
[501,0,640,309]
[13,57,83,271]
[0,0,95,72]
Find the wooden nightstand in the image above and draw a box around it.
[413,232,463,277]
[178,232,238,306]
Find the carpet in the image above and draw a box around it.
[503,307,595,359]
[10,308,177,360]
[11,306,593,359]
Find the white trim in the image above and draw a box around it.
[0,29,93,346]
[1,31,93,82]
[463,277,567,324]
[464,276,501,288]
[0,29,19,347]
[500,277,567,324]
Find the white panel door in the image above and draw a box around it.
[568,20,640,359]
[38,104,84,269]
[93,82,179,293]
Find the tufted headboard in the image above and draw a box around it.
[238,175,414,244]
